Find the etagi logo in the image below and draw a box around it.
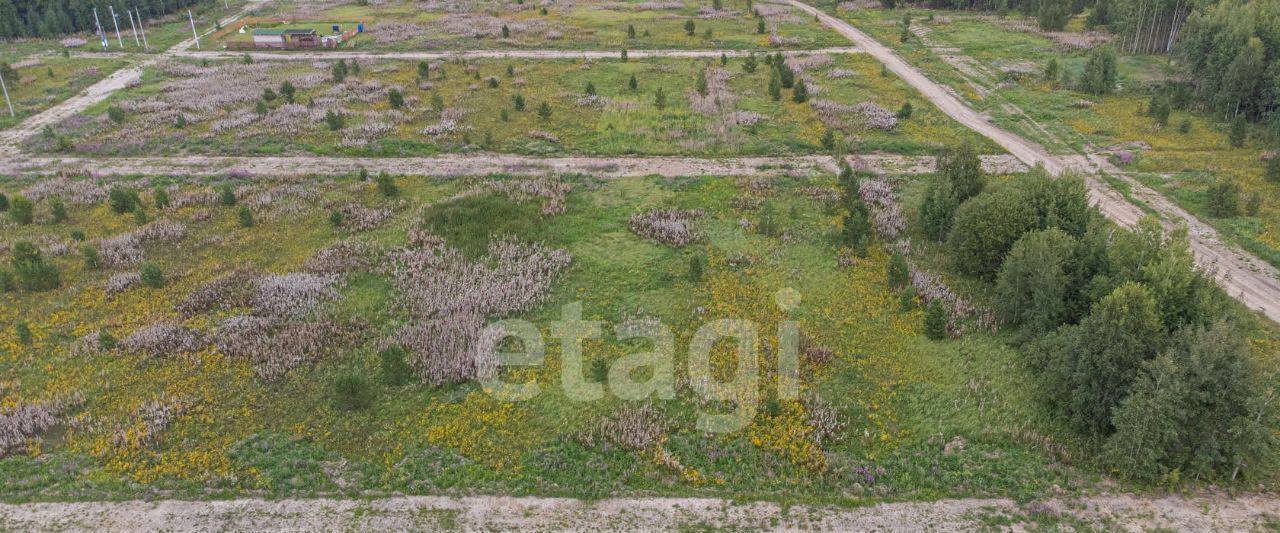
[476,288,803,434]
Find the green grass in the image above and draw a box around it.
[0,172,1122,504]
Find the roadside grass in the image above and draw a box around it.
[0,57,129,130]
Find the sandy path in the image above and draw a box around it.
[1,493,1277,532]
[0,1,268,155]
[790,0,1280,323]
[175,46,863,62]
[0,153,1028,178]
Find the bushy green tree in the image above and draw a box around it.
[792,80,808,103]
[333,372,375,411]
[1105,321,1274,482]
[80,244,100,270]
[1206,180,1240,218]
[376,173,399,197]
[237,206,254,228]
[948,188,1039,279]
[49,196,67,223]
[938,142,984,203]
[995,229,1075,335]
[1080,46,1118,95]
[919,177,958,242]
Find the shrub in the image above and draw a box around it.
[262,87,276,102]
[376,173,399,197]
[886,251,909,290]
[107,187,139,214]
[10,241,60,292]
[379,345,414,386]
[15,323,32,345]
[896,101,913,120]
[332,60,347,83]
[792,80,808,103]
[9,195,33,224]
[1229,116,1247,148]
[388,88,403,108]
[325,110,345,131]
[0,192,7,211]
[49,197,67,223]
[0,270,12,292]
[132,203,148,225]
[80,244,100,269]
[1267,155,1280,184]
[923,301,948,340]
[939,143,984,202]
[1179,118,1192,133]
[218,185,237,206]
[237,206,254,228]
[1246,192,1261,216]
[139,262,164,289]
[654,87,667,109]
[153,187,170,209]
[1044,58,1060,82]
[536,102,552,120]
[512,93,525,111]
[107,105,126,123]
[899,285,917,311]
[688,254,705,281]
[1206,180,1240,218]
[590,356,609,383]
[684,19,695,36]
[821,128,835,150]
[333,372,375,411]
[280,81,296,103]
[329,210,344,227]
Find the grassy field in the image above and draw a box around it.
[836,5,1280,271]
[0,57,130,130]
[0,171,1125,503]
[31,55,997,157]
[212,0,847,51]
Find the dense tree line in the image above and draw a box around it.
[919,155,1277,482]
[0,0,213,39]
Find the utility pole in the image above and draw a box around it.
[127,8,140,47]
[109,5,123,48]
[189,9,200,49]
[0,68,13,118]
[136,8,149,50]
[93,7,108,49]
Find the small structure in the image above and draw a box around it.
[252,28,319,49]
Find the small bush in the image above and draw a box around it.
[379,346,414,386]
[590,356,609,383]
[899,285,918,311]
[0,192,8,212]
[1229,116,1247,148]
[897,101,913,120]
[887,251,909,290]
[376,173,399,197]
[70,229,85,241]
[1206,180,1240,218]
[325,110,345,131]
[15,323,32,345]
[237,206,254,228]
[49,197,67,223]
[97,329,118,351]
[108,187,140,214]
[388,88,403,108]
[537,102,552,120]
[153,187,170,209]
[688,254,706,281]
[333,372,375,411]
[133,203,148,225]
[9,195,33,224]
[329,210,344,227]
[218,185,237,206]
[924,300,948,340]
[140,261,164,289]
[107,105,126,123]
[11,241,60,292]
[80,244,100,269]
[0,270,12,292]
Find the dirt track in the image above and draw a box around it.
[0,153,1028,178]
[2,493,1278,531]
[788,0,1280,324]
[175,46,863,62]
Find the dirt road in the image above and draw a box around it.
[789,0,1280,323]
[176,46,862,62]
[2,493,1277,531]
[0,1,267,156]
[0,153,1027,179]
